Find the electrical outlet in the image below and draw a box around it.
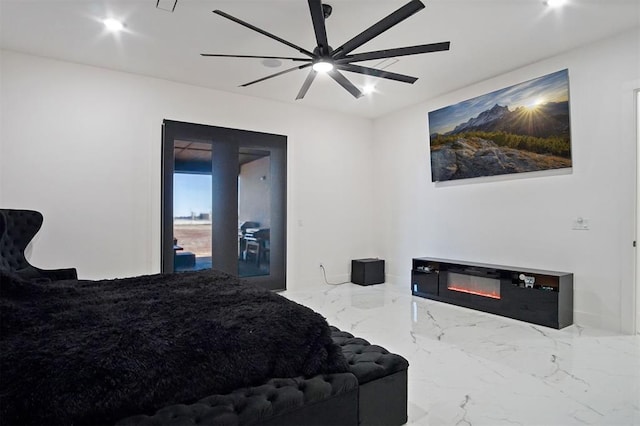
[572,217,589,230]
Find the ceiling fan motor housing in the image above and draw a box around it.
[313,45,333,57]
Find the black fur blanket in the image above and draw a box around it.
[0,269,347,425]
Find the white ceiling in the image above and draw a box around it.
[1,0,639,119]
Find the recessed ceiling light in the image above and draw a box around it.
[544,0,567,8]
[261,58,282,68]
[103,18,124,32]
[312,60,333,73]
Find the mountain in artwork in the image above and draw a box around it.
[446,101,570,139]
[429,101,572,182]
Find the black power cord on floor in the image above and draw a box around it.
[319,264,351,286]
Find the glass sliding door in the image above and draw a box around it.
[161,120,287,291]
[173,141,212,271]
[238,149,271,277]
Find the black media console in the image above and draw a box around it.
[411,257,573,329]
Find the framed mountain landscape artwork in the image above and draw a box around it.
[428,69,572,182]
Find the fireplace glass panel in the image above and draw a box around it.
[446,272,501,299]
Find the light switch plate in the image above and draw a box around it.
[572,217,589,230]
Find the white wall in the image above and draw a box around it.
[372,28,640,334]
[0,49,375,288]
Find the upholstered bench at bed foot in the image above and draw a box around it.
[331,327,409,426]
[116,373,359,426]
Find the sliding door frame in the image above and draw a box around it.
[161,119,287,291]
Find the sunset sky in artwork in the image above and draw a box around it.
[428,69,570,135]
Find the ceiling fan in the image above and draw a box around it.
[201,0,450,100]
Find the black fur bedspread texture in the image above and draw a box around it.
[0,269,347,425]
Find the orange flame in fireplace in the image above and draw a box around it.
[447,285,501,299]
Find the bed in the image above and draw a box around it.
[0,268,408,426]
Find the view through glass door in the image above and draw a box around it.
[173,141,212,272]
[161,120,287,291]
[237,149,271,277]
[172,143,272,277]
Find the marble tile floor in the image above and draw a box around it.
[281,282,640,426]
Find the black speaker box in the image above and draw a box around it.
[351,258,385,286]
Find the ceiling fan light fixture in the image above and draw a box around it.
[312,60,334,73]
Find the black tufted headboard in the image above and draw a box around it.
[0,209,77,281]
[0,209,44,271]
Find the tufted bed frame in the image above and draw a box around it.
[0,208,408,425]
[118,327,409,426]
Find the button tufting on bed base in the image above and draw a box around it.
[116,373,358,426]
[116,327,409,426]
[330,326,409,426]
[330,326,409,386]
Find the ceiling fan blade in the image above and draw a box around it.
[332,0,425,59]
[213,10,316,58]
[296,69,318,100]
[241,63,312,87]
[308,0,330,55]
[336,64,417,84]
[201,53,312,62]
[328,69,364,98]
[335,42,450,63]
